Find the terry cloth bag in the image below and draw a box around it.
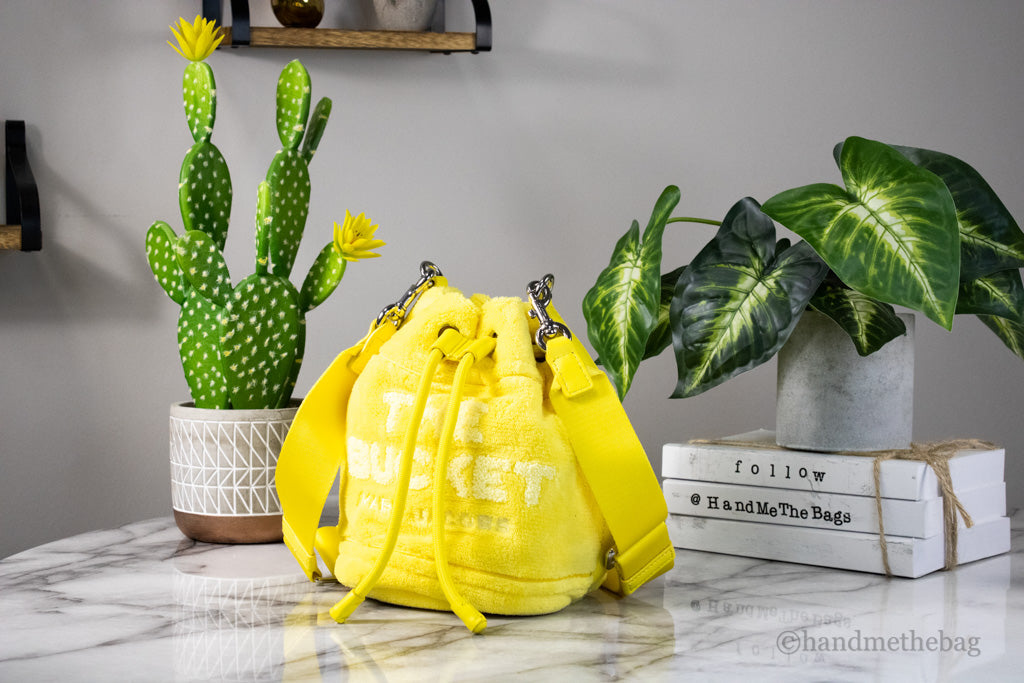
[276,263,673,633]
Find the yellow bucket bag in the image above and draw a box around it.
[276,263,673,633]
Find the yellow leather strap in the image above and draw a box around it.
[276,321,396,582]
[544,307,674,596]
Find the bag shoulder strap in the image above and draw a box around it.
[276,321,396,581]
[277,267,448,581]
[543,306,675,595]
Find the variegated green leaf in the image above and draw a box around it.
[670,197,828,398]
[643,266,687,361]
[891,145,1024,280]
[809,274,906,356]
[956,269,1024,320]
[583,185,681,398]
[979,314,1024,361]
[764,136,960,329]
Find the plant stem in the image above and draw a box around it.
[667,216,722,226]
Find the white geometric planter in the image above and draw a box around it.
[169,401,299,543]
[776,311,915,453]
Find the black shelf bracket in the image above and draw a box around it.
[468,0,492,52]
[203,0,250,46]
[2,121,41,252]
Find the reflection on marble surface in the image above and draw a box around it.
[0,512,1020,681]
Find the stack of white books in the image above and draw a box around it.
[663,429,1011,578]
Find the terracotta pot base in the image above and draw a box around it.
[174,510,284,544]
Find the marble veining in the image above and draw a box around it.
[1,511,1020,681]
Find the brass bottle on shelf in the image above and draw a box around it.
[271,0,325,29]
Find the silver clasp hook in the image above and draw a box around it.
[527,274,572,351]
[376,261,443,328]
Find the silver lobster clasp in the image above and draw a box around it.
[527,274,572,351]
[376,261,444,329]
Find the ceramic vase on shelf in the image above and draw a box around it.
[271,0,325,28]
[373,0,440,31]
[775,310,915,453]
[169,401,300,544]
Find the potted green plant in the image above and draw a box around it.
[146,16,385,542]
[584,135,1024,451]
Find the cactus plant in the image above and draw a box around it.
[177,182,328,409]
[146,17,381,409]
[146,17,232,408]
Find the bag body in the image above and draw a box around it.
[338,287,611,615]
[277,265,672,632]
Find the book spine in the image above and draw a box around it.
[667,514,1011,578]
[663,480,1005,537]
[664,479,936,536]
[663,443,1007,500]
[662,442,928,498]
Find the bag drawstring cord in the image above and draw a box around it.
[330,329,494,633]
[329,344,445,625]
[432,351,487,633]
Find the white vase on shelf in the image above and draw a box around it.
[373,0,440,31]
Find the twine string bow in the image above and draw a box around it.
[869,439,995,575]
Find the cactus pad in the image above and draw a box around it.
[179,140,232,249]
[176,229,233,308]
[183,61,216,144]
[221,275,302,409]
[276,60,311,150]
[146,221,186,304]
[300,97,332,165]
[299,242,346,313]
[178,290,229,409]
[255,181,272,274]
[266,149,311,277]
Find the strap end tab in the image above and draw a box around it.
[283,518,321,582]
[604,523,675,596]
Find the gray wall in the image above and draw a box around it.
[1,0,1021,558]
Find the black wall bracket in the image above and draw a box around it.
[2,121,41,252]
[203,0,250,46]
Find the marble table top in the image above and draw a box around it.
[1,510,1021,682]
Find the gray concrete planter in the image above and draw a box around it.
[776,311,915,452]
[169,401,299,543]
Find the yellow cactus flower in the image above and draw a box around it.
[168,15,224,62]
[333,211,386,261]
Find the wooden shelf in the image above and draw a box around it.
[0,225,23,251]
[205,0,491,54]
[218,26,479,52]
